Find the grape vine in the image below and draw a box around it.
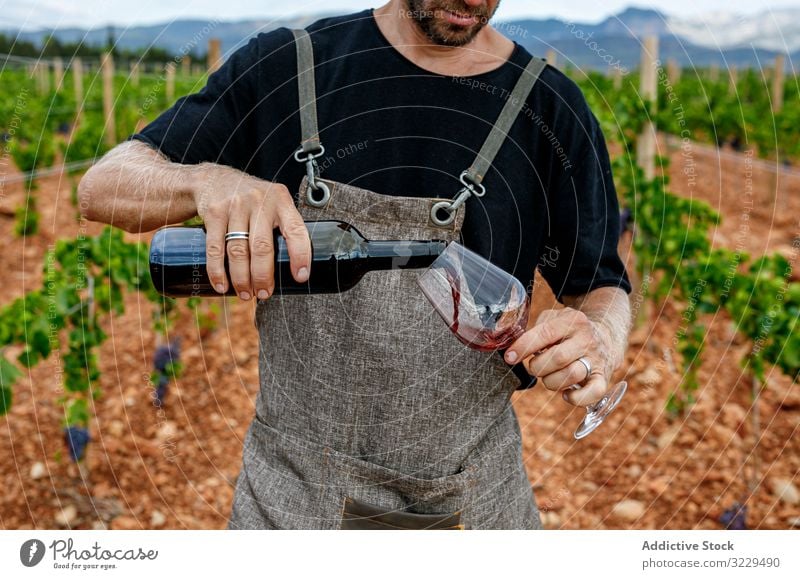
[573,68,800,415]
[0,227,181,462]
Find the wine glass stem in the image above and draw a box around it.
[587,395,609,414]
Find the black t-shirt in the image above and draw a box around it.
[133,9,631,301]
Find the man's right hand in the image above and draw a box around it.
[192,163,311,300]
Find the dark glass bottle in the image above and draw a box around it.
[149,220,448,297]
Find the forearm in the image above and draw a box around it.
[562,286,631,371]
[78,140,200,233]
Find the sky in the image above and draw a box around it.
[1,0,798,30]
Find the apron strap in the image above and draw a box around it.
[292,29,322,155]
[465,56,547,186]
[430,55,547,227]
[290,28,548,217]
[292,29,331,207]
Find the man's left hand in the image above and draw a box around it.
[504,308,617,407]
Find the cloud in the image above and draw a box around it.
[3,0,800,31]
[0,0,95,29]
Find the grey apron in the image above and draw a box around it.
[228,30,547,530]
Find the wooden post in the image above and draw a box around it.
[545,49,557,68]
[728,65,738,95]
[34,60,49,93]
[165,62,176,102]
[130,61,140,87]
[666,59,680,85]
[72,57,84,125]
[31,61,40,92]
[639,37,659,108]
[72,57,84,102]
[772,54,785,113]
[634,38,659,328]
[53,57,64,92]
[181,56,191,77]
[612,65,623,89]
[768,55,783,198]
[709,63,719,83]
[605,64,618,86]
[192,64,203,77]
[207,38,222,74]
[744,373,764,500]
[767,56,784,199]
[637,36,659,180]
[42,62,51,93]
[102,52,116,147]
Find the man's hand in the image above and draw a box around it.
[78,140,310,301]
[504,288,630,407]
[192,163,311,301]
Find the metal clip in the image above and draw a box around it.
[430,171,487,227]
[294,145,330,207]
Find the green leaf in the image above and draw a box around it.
[0,357,21,415]
[18,346,40,368]
[31,327,52,359]
[65,398,89,427]
[780,345,800,372]
[164,361,183,378]
[0,386,11,415]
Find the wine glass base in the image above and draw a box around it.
[573,381,628,440]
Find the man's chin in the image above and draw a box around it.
[427,22,482,47]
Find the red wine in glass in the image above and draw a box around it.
[440,262,527,351]
[417,242,627,440]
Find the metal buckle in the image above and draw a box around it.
[293,145,325,164]
[458,171,486,197]
[294,145,330,207]
[430,171,487,227]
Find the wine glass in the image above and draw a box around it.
[416,242,627,440]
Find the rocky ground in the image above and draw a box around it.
[0,138,798,529]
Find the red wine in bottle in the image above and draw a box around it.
[149,220,448,297]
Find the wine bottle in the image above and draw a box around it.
[149,220,448,297]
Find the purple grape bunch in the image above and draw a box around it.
[718,501,748,530]
[63,426,91,462]
[619,207,633,234]
[153,339,181,373]
[155,374,170,406]
[152,339,181,405]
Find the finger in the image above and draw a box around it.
[562,372,608,407]
[203,205,229,294]
[505,317,571,365]
[226,198,252,300]
[276,201,311,283]
[249,207,275,300]
[523,336,590,378]
[534,308,562,325]
[539,358,596,392]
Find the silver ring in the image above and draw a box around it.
[430,200,456,226]
[305,180,331,208]
[225,231,250,242]
[577,357,592,381]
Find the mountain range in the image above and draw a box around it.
[507,7,799,71]
[4,7,798,71]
